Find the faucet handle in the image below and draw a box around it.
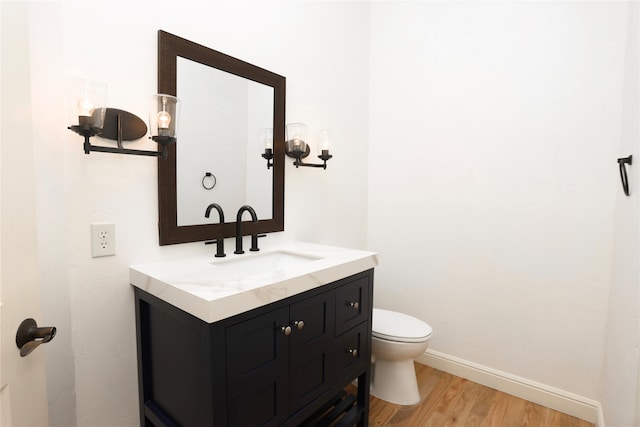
[250,234,267,252]
[205,239,226,258]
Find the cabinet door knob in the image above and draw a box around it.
[293,320,305,330]
[280,325,292,336]
[346,301,359,310]
[348,349,358,358]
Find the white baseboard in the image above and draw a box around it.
[416,349,602,425]
[597,405,605,427]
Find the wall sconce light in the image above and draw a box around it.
[260,128,274,169]
[284,123,332,169]
[67,79,180,159]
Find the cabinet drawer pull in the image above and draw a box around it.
[293,320,305,330]
[280,325,292,336]
[346,301,359,310]
[348,349,358,358]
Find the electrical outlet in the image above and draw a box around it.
[91,223,115,258]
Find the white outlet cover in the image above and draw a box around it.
[91,223,115,258]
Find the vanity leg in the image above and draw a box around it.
[356,371,371,427]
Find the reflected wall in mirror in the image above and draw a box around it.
[158,30,285,245]
[177,58,273,226]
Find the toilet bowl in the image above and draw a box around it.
[370,308,432,405]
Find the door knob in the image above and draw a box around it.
[15,318,56,357]
[346,301,359,310]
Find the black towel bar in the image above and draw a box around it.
[617,155,632,197]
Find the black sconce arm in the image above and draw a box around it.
[292,152,333,169]
[262,149,274,169]
[80,138,168,158]
[285,143,333,169]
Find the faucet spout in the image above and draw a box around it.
[204,203,226,257]
[235,205,259,254]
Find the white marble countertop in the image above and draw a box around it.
[130,241,378,323]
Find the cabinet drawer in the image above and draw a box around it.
[332,322,368,380]
[335,275,370,336]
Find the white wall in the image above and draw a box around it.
[368,0,625,403]
[22,2,370,426]
[602,1,640,426]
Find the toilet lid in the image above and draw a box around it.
[372,308,432,343]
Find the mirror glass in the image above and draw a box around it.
[176,58,273,226]
[158,30,285,245]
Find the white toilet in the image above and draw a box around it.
[370,308,433,405]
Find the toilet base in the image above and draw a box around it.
[370,358,420,405]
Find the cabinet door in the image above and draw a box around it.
[289,291,336,413]
[226,306,289,427]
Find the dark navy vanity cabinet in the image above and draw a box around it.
[134,269,374,427]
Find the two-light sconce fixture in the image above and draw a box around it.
[261,123,333,169]
[67,79,180,159]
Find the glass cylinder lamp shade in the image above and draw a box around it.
[260,128,274,168]
[149,94,180,145]
[260,128,273,151]
[286,123,308,155]
[317,130,331,155]
[70,79,107,131]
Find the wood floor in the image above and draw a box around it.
[347,363,595,427]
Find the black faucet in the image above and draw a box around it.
[234,205,262,254]
[204,203,226,257]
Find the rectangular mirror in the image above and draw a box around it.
[157,30,285,245]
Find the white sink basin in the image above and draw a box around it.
[209,251,321,279]
[130,242,378,323]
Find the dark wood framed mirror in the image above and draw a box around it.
[157,30,285,245]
